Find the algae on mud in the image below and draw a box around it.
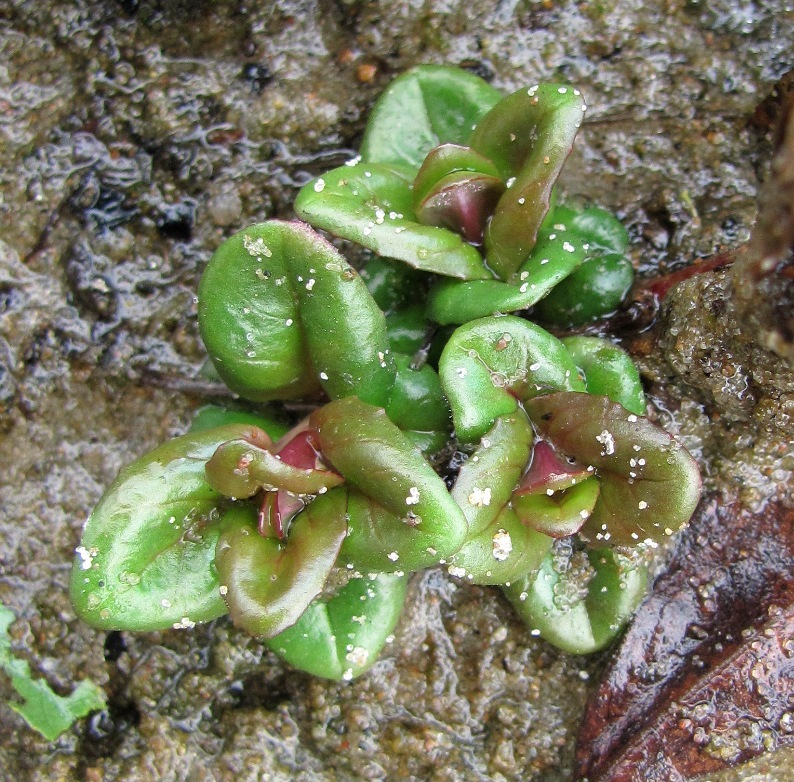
[1,1,793,780]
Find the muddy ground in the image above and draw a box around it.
[0,1,792,780]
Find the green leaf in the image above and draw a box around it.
[557,204,629,254]
[360,257,427,315]
[503,547,648,654]
[529,204,632,327]
[426,202,631,325]
[448,507,554,586]
[426,230,586,325]
[215,499,348,639]
[198,220,395,406]
[1,605,106,741]
[295,163,490,280]
[385,305,429,355]
[385,354,451,437]
[451,413,534,538]
[69,424,257,631]
[470,83,587,279]
[525,392,701,547]
[438,316,584,443]
[513,476,601,539]
[447,411,554,584]
[266,572,407,680]
[534,253,634,328]
[311,397,468,572]
[360,65,502,173]
[561,336,646,416]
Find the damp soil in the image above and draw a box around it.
[1,1,793,780]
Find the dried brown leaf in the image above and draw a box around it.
[576,497,794,781]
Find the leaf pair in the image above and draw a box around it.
[198,220,395,407]
[198,397,464,636]
[434,317,696,652]
[439,317,699,550]
[296,67,589,286]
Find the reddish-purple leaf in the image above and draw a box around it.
[525,392,701,547]
[576,497,794,781]
[415,170,505,245]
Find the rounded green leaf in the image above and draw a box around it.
[198,220,395,406]
[295,163,490,280]
[448,506,554,586]
[70,424,260,631]
[266,572,407,680]
[451,412,534,539]
[534,252,634,328]
[470,83,587,279]
[446,411,553,585]
[385,354,451,436]
[513,477,600,539]
[565,206,629,254]
[562,336,646,416]
[360,65,502,173]
[529,205,632,327]
[525,392,701,547]
[438,316,584,443]
[360,257,426,314]
[311,397,468,572]
[503,547,648,654]
[215,494,348,638]
[426,203,627,325]
[385,305,428,355]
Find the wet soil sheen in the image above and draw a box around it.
[1,1,792,780]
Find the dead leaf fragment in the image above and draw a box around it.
[576,498,794,782]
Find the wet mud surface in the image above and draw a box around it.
[1,1,793,780]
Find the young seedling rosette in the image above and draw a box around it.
[296,66,633,328]
[438,317,699,649]
[69,65,701,683]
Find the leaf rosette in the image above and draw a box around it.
[295,64,633,333]
[69,65,705,680]
[439,318,700,589]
